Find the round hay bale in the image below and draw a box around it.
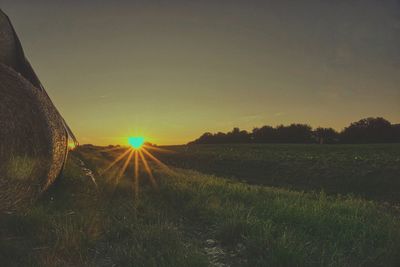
[0,10,18,68]
[0,63,68,212]
[0,9,43,89]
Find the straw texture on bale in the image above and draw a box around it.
[0,9,71,211]
[0,64,68,211]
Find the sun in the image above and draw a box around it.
[100,137,174,201]
[128,136,145,149]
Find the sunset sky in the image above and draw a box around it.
[2,0,400,145]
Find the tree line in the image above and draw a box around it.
[189,117,400,144]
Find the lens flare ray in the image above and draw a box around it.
[115,149,134,185]
[101,148,131,174]
[133,150,140,200]
[100,138,169,201]
[139,150,157,189]
[142,147,174,175]
[142,144,175,154]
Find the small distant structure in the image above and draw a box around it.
[0,9,76,211]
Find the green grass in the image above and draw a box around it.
[157,144,400,203]
[1,144,399,266]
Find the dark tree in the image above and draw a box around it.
[189,132,214,144]
[341,117,394,143]
[226,128,251,143]
[189,117,399,145]
[393,124,400,142]
[314,127,340,144]
[214,132,228,143]
[252,126,276,143]
[275,124,314,143]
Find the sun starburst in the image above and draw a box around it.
[101,137,171,200]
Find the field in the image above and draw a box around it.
[157,144,400,204]
[1,144,399,266]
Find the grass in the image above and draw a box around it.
[157,144,400,203]
[0,144,399,266]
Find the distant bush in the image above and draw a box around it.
[189,117,400,144]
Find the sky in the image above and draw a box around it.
[2,0,400,145]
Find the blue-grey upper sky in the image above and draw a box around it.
[2,0,400,144]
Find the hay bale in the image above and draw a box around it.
[0,63,68,211]
[0,9,72,212]
[0,9,78,144]
[0,9,43,90]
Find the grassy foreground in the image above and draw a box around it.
[0,145,399,266]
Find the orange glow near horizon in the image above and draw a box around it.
[68,142,77,150]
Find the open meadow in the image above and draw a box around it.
[157,144,400,204]
[1,144,399,266]
[2,2,400,266]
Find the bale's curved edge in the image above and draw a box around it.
[0,8,78,145]
[0,63,68,211]
[0,9,43,90]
